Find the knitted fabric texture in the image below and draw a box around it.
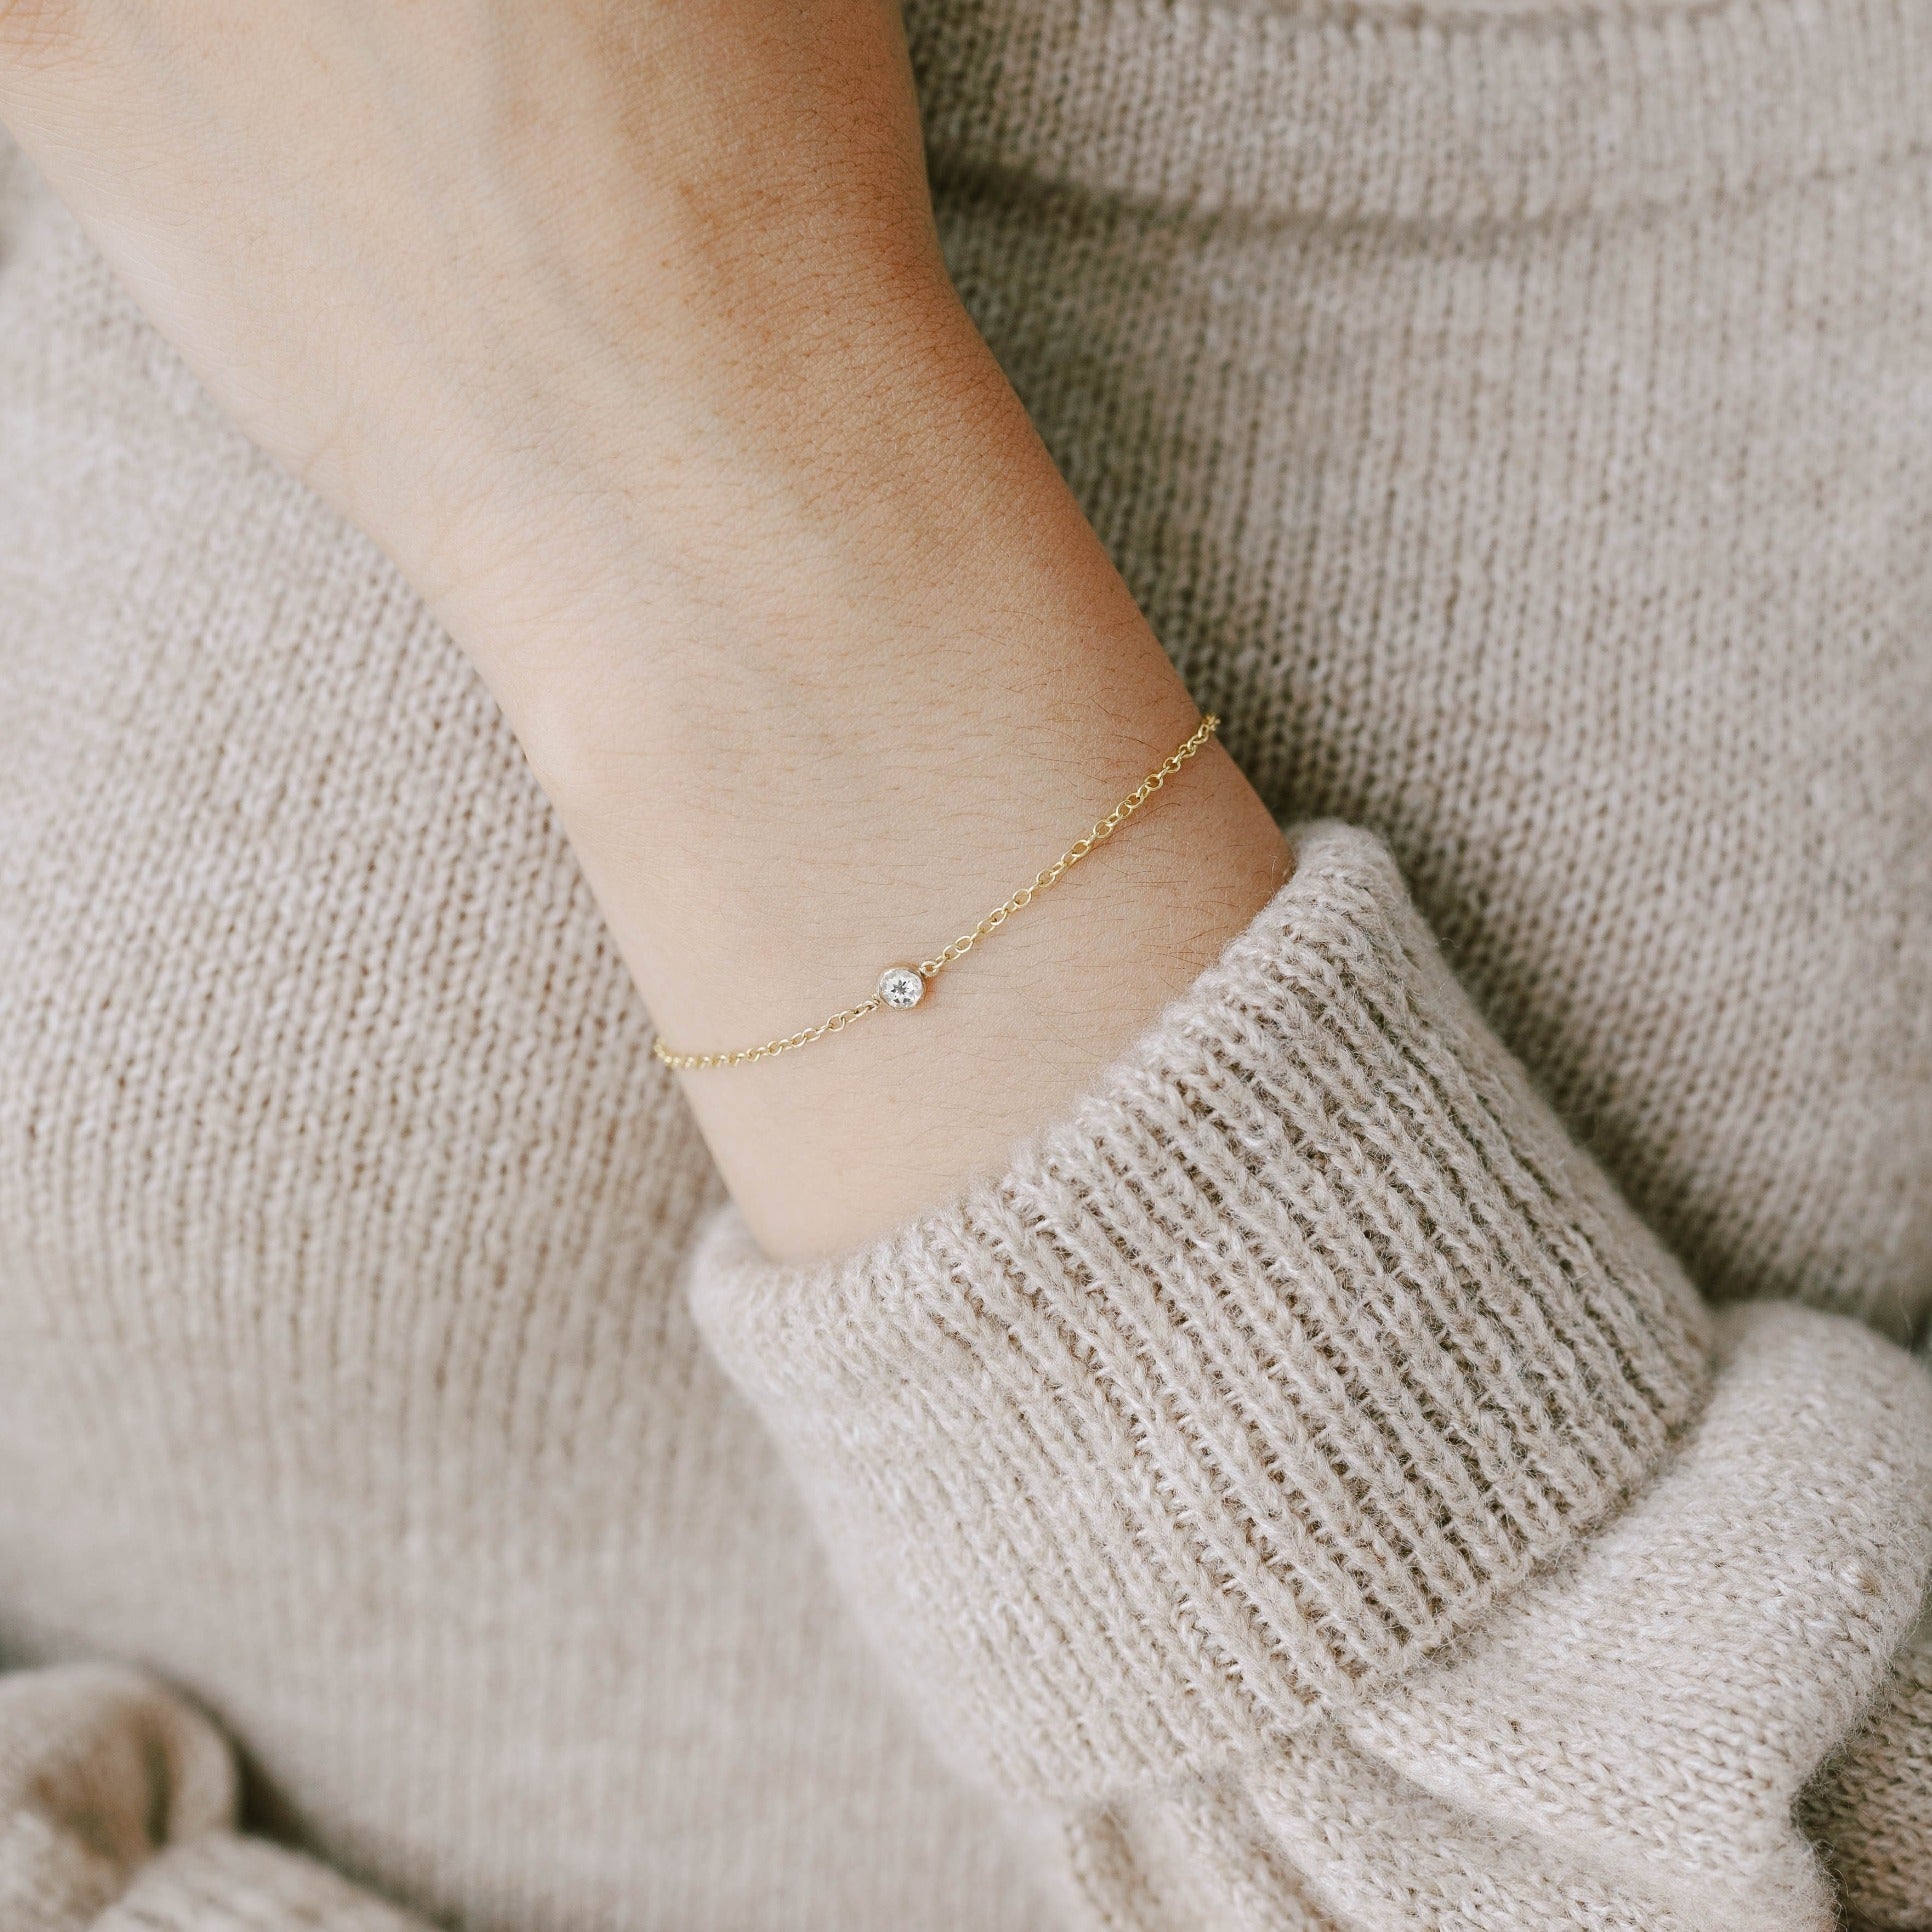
[691,824,1714,1797]
[2,0,1932,1923]
[0,1666,432,1932]
[1803,1614,1932,1931]
[1066,1304,1932,1932]
[0,1668,235,1932]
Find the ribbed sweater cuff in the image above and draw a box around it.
[690,822,1713,1798]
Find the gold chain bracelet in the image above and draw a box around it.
[651,713,1221,1073]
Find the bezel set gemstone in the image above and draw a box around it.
[877,965,927,1011]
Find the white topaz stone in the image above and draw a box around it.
[878,966,926,1011]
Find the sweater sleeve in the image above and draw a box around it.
[1802,1512,1932,1927]
[0,1664,435,1932]
[688,821,1932,1930]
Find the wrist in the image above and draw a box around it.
[406,278,1291,1258]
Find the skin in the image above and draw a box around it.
[0,1,1289,1258]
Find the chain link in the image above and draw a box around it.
[652,714,1220,1073]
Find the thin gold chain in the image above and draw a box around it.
[651,713,1221,1073]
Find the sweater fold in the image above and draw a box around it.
[907,0,1932,225]
[689,822,1714,1798]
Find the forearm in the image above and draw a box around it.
[443,282,1287,1259]
[0,0,1285,1259]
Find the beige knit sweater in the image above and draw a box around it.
[3,1,1932,1927]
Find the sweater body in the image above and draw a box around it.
[0,2,1929,1927]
